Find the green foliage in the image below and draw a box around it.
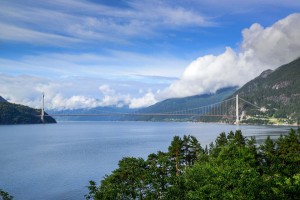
[0,102,56,124]
[168,136,183,176]
[85,181,97,200]
[94,157,147,200]
[87,129,300,199]
[0,189,13,200]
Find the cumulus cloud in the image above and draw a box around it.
[157,13,300,99]
[0,74,159,110]
[0,74,104,110]
[50,94,102,110]
[98,84,131,107]
[241,14,300,67]
[129,91,157,109]
[98,85,157,108]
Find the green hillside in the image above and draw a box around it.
[231,57,300,124]
[137,87,236,121]
[0,100,56,125]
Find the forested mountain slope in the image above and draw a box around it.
[137,87,236,121]
[0,99,56,125]
[232,57,300,124]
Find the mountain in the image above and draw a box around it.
[231,57,300,124]
[0,101,56,125]
[0,96,7,102]
[135,87,237,121]
[49,106,136,121]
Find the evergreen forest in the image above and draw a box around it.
[86,129,300,200]
[0,101,56,125]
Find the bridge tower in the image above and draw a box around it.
[236,94,239,125]
[41,93,45,123]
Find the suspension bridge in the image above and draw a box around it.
[40,94,262,124]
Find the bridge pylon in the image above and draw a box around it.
[41,93,45,123]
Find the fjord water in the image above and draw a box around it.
[0,122,291,200]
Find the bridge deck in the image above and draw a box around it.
[42,113,235,117]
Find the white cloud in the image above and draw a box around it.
[98,85,131,107]
[0,74,104,110]
[50,94,102,110]
[0,23,79,46]
[98,85,158,109]
[156,13,300,99]
[0,74,62,109]
[128,1,212,27]
[0,51,188,79]
[129,91,157,109]
[0,0,211,45]
[0,74,162,110]
[241,13,300,67]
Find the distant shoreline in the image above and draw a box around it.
[43,120,300,127]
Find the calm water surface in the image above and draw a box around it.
[0,121,293,200]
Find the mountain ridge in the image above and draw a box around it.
[231,57,300,124]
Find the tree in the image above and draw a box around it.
[233,130,246,147]
[215,132,228,147]
[260,136,276,172]
[186,132,271,200]
[212,132,228,157]
[93,157,147,200]
[85,181,97,200]
[0,189,13,200]
[182,135,203,168]
[168,136,183,176]
[145,151,171,199]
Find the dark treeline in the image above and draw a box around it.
[86,128,300,200]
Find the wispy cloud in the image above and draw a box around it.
[0,23,79,46]
[0,50,189,79]
[0,0,212,46]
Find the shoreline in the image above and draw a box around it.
[49,120,300,127]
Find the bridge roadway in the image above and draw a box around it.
[43,113,235,117]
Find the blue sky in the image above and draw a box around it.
[1,0,300,109]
